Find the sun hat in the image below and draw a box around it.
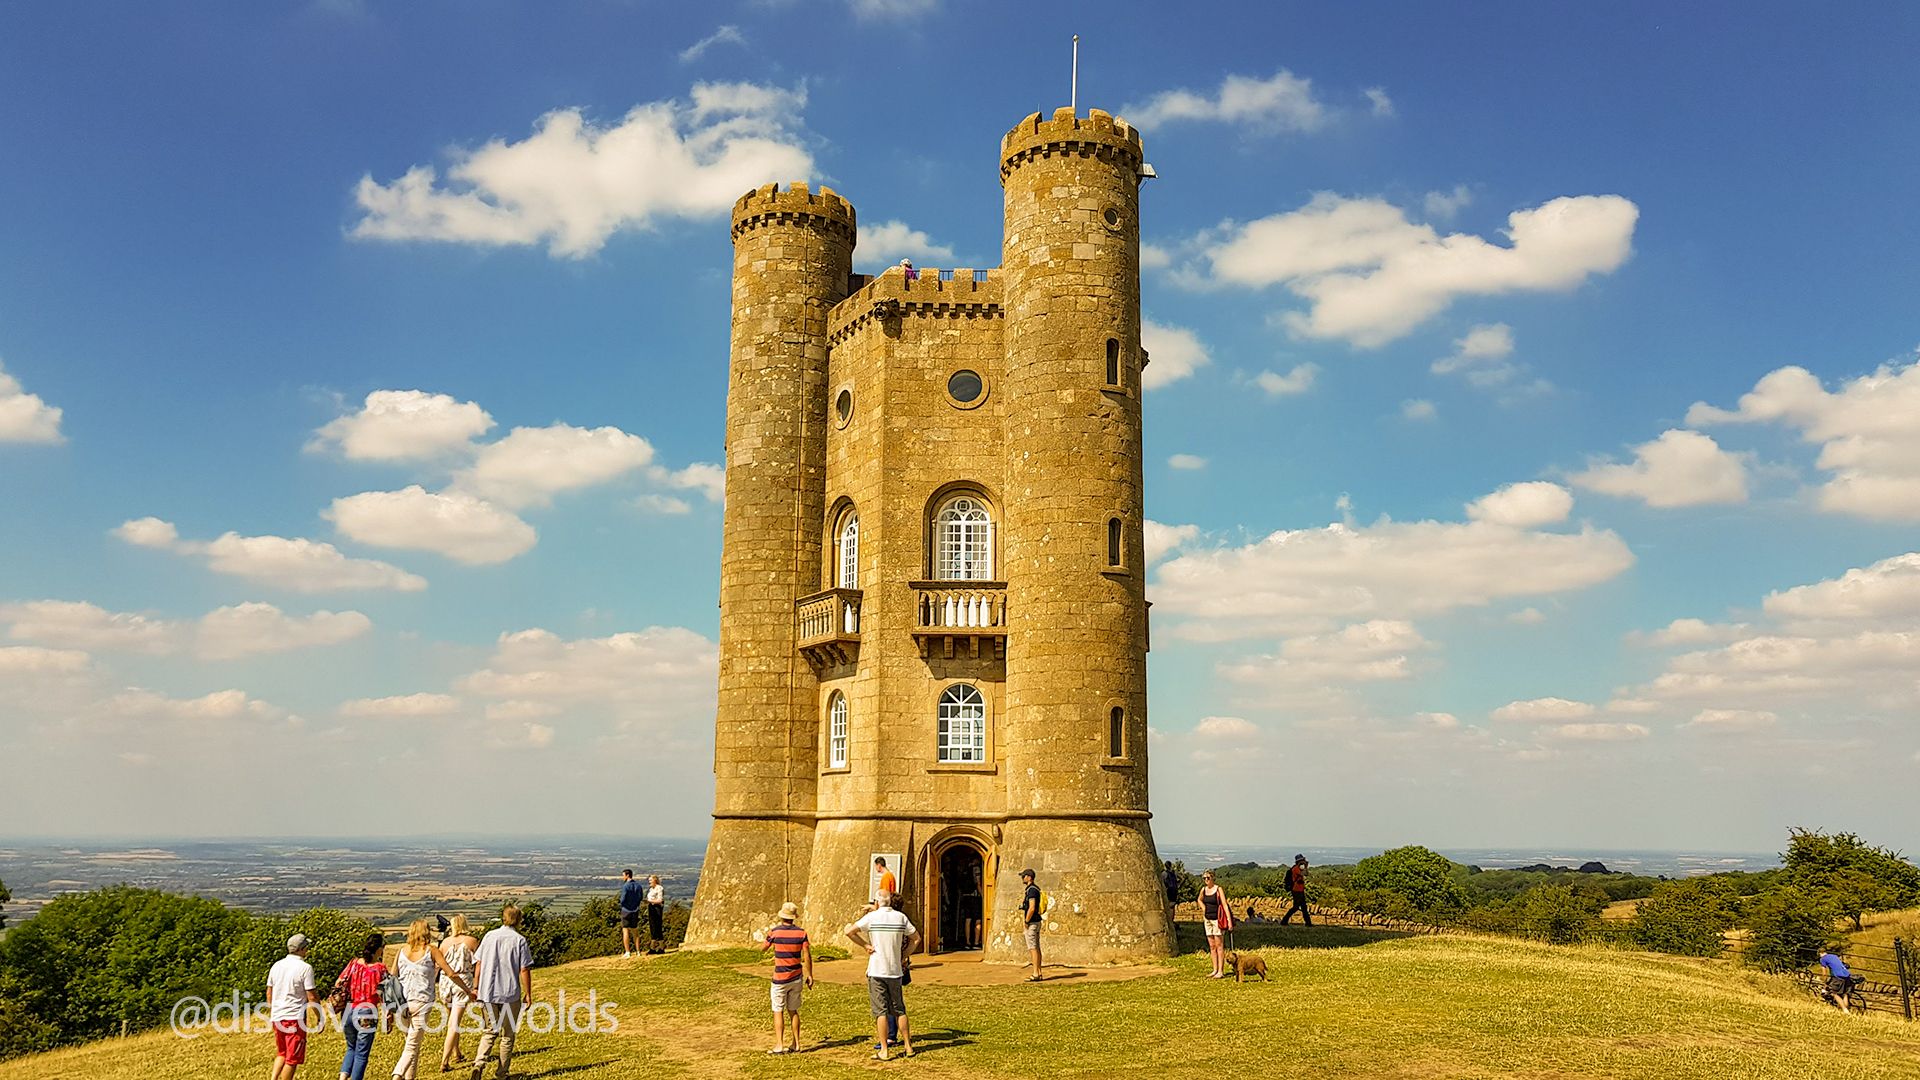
[778,902,800,920]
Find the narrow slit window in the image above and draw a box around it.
[1109,706,1125,758]
[1107,517,1123,567]
[1105,338,1120,386]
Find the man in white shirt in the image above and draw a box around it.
[265,933,318,1080]
[471,906,535,1080]
[844,891,919,1061]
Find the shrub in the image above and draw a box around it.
[222,908,379,997]
[1632,877,1739,957]
[1520,884,1599,945]
[0,877,10,930]
[1347,847,1468,918]
[1783,828,1920,931]
[1743,887,1836,973]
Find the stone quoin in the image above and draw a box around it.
[685,106,1175,964]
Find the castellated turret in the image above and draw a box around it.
[687,111,1173,964]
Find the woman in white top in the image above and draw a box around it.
[389,918,474,1080]
[646,876,666,953]
[437,915,480,1072]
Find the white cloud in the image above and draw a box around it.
[1569,429,1750,508]
[456,424,654,509]
[1492,697,1597,723]
[1401,399,1437,421]
[1634,617,1752,647]
[351,84,813,258]
[634,494,692,515]
[1168,454,1208,471]
[484,700,561,722]
[1508,607,1547,625]
[1193,715,1259,739]
[1637,631,1920,706]
[107,688,288,724]
[1253,363,1319,397]
[1684,708,1778,734]
[0,600,176,654]
[0,360,65,444]
[309,390,494,461]
[1415,711,1460,730]
[1550,722,1649,742]
[1764,552,1920,627]
[456,626,717,721]
[1363,87,1394,118]
[1139,243,1173,271]
[678,24,745,63]
[1466,481,1573,528]
[339,693,462,718]
[1422,185,1472,221]
[1125,70,1330,133]
[1431,322,1526,388]
[653,461,725,503]
[1687,357,1920,521]
[326,486,537,565]
[523,722,556,748]
[1152,491,1632,640]
[195,603,370,661]
[0,645,91,675]
[112,518,427,593]
[1140,319,1211,390]
[1220,620,1432,688]
[854,221,957,271]
[1199,193,1638,348]
[1144,521,1199,564]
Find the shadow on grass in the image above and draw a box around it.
[1172,922,1413,955]
[903,1027,977,1055]
[522,1061,618,1078]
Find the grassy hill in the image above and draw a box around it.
[6,926,1919,1079]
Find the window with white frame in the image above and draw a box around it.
[937,684,986,763]
[837,513,859,589]
[828,693,848,768]
[935,496,992,580]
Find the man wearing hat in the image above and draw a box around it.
[1280,855,1312,926]
[759,902,814,1054]
[266,933,318,1080]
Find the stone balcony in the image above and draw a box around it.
[795,588,861,670]
[910,581,1007,660]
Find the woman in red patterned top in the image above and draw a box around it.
[334,932,389,1080]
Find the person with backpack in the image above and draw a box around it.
[390,918,476,1080]
[1199,870,1233,979]
[1280,855,1312,926]
[333,932,389,1080]
[1020,868,1045,982]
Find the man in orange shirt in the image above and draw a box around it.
[873,856,897,900]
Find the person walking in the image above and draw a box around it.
[470,905,535,1080]
[1199,870,1232,978]
[335,932,389,1080]
[1161,861,1181,927]
[1020,868,1044,982]
[645,875,666,954]
[846,890,918,1061]
[267,933,318,1080]
[1280,855,1313,926]
[617,870,646,957]
[759,902,814,1054]
[437,915,480,1072]
[390,919,476,1080]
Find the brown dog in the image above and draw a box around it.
[1228,951,1267,983]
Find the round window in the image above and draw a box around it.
[947,370,984,404]
[1103,207,1121,227]
[835,388,853,427]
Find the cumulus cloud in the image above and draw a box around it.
[339,693,462,718]
[1684,708,1777,734]
[309,390,494,461]
[0,645,91,675]
[1633,617,1752,647]
[1687,357,1920,520]
[1,599,369,660]
[634,494,692,515]
[1151,490,1632,640]
[0,360,65,444]
[112,518,426,593]
[1219,620,1431,688]
[1140,319,1210,390]
[1197,193,1638,347]
[1422,185,1472,221]
[1144,521,1199,564]
[1125,70,1331,133]
[195,603,370,661]
[1253,363,1318,397]
[351,84,813,258]
[0,600,176,654]
[107,688,289,724]
[1401,399,1436,421]
[1193,715,1259,739]
[1492,697,1597,724]
[1363,87,1395,118]
[1764,552,1920,627]
[653,461,725,503]
[455,424,655,509]
[678,24,745,63]
[326,486,537,565]
[1466,481,1574,528]
[455,626,717,724]
[1168,454,1207,471]
[854,221,957,271]
[1550,722,1649,742]
[1569,429,1750,508]
[1431,323,1531,389]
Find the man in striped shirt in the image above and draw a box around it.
[846,890,919,1060]
[759,902,814,1054]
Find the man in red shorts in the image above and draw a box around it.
[266,933,319,1080]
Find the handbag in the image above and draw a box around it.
[327,960,354,1013]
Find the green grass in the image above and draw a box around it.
[9,930,1920,1079]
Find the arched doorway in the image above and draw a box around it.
[928,834,990,954]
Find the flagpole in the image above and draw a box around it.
[1071,35,1079,113]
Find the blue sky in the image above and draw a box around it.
[3,2,1918,852]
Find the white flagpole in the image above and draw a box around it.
[1071,35,1079,113]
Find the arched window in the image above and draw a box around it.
[1107,517,1123,567]
[828,693,849,769]
[837,513,859,589]
[937,684,986,763]
[1105,338,1121,386]
[935,496,993,581]
[1109,706,1125,758]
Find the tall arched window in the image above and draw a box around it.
[1109,706,1125,758]
[1105,337,1121,386]
[1107,517,1123,567]
[837,514,859,589]
[935,496,993,580]
[937,684,986,763]
[828,693,849,768]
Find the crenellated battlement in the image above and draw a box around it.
[1000,106,1143,183]
[827,265,1003,344]
[730,181,857,244]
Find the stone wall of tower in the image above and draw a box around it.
[686,182,853,946]
[991,108,1172,963]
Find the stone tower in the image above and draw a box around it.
[687,108,1173,964]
